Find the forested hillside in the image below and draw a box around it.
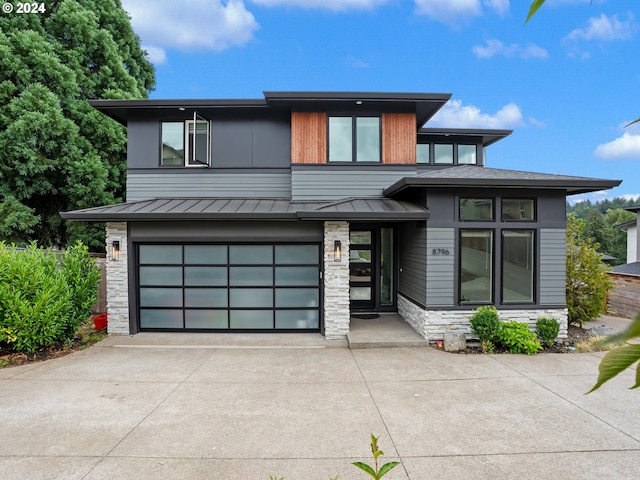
[567,197,639,264]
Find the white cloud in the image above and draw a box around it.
[121,0,258,60]
[414,0,509,25]
[484,0,509,16]
[472,39,548,59]
[414,0,481,24]
[429,99,524,129]
[142,45,167,65]
[567,13,636,42]
[250,0,388,9]
[595,133,640,160]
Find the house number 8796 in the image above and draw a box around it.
[431,248,450,255]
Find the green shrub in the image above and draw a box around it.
[535,317,560,347]
[469,306,501,353]
[496,321,542,355]
[0,241,100,353]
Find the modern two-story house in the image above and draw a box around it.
[61,91,621,341]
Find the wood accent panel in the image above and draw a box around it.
[382,113,416,164]
[291,112,327,164]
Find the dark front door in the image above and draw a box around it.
[349,227,395,311]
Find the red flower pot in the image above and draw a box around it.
[94,313,108,331]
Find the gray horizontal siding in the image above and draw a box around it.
[398,223,427,305]
[291,167,415,201]
[127,172,291,202]
[539,228,566,306]
[426,227,455,307]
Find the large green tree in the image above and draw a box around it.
[0,0,154,250]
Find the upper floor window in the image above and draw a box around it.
[502,199,535,221]
[328,116,380,162]
[161,120,210,167]
[460,198,494,221]
[419,143,479,165]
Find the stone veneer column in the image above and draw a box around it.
[105,222,129,334]
[323,221,350,339]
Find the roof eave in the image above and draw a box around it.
[384,178,622,197]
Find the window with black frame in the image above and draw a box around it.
[328,116,380,162]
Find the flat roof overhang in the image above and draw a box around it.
[418,128,512,147]
[384,166,622,197]
[60,198,429,223]
[89,91,453,127]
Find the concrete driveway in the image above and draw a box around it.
[0,335,638,480]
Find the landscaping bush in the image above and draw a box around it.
[469,306,501,353]
[0,241,100,353]
[496,321,542,355]
[535,317,560,347]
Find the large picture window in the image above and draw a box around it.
[502,230,534,302]
[460,230,493,303]
[328,116,380,162]
[161,119,210,166]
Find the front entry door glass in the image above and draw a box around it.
[349,230,374,308]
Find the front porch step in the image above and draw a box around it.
[346,314,429,349]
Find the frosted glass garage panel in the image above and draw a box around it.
[229,245,273,264]
[275,288,319,308]
[184,267,227,286]
[229,288,273,308]
[139,245,182,264]
[140,309,183,328]
[230,267,273,286]
[139,267,182,286]
[230,310,274,329]
[184,245,227,264]
[276,310,319,329]
[185,310,228,329]
[184,288,227,308]
[275,245,319,264]
[275,267,319,286]
[140,288,182,307]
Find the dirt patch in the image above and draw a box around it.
[0,321,108,368]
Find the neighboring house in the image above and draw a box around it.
[613,206,640,275]
[61,92,621,340]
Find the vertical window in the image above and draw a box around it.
[161,122,184,166]
[328,117,352,162]
[434,144,453,164]
[458,145,477,165]
[161,120,210,166]
[502,231,534,302]
[186,120,210,166]
[416,144,430,164]
[328,116,380,162]
[460,230,493,303]
[356,117,380,162]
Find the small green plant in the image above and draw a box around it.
[352,434,400,479]
[469,306,501,353]
[535,317,560,347]
[496,321,542,355]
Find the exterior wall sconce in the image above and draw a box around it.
[334,240,342,262]
[111,240,120,261]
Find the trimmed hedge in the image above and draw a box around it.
[0,241,101,353]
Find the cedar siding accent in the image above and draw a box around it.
[382,113,416,165]
[291,112,326,164]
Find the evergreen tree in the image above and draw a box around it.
[0,0,154,250]
[566,215,612,326]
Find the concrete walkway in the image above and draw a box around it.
[1,334,639,479]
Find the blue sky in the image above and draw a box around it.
[120,0,640,203]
